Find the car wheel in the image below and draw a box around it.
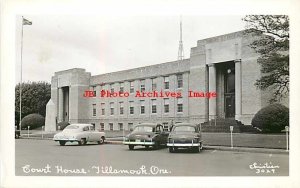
[145,145,149,149]
[169,147,174,153]
[153,142,160,150]
[98,136,105,144]
[15,134,20,139]
[193,146,200,153]
[78,138,86,146]
[129,145,134,150]
[59,141,66,146]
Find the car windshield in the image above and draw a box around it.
[173,126,195,132]
[63,125,80,132]
[133,126,153,133]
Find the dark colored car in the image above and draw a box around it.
[123,123,169,150]
[167,123,203,153]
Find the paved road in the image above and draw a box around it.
[15,139,289,176]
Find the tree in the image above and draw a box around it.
[15,81,51,126]
[243,15,289,102]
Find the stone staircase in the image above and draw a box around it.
[200,118,261,133]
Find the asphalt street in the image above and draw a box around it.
[15,139,289,176]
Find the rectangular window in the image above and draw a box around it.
[164,76,169,90]
[110,102,114,115]
[119,102,124,115]
[140,79,145,92]
[164,98,169,113]
[151,99,157,114]
[118,123,123,131]
[140,100,145,114]
[110,83,114,93]
[162,122,169,131]
[92,86,96,96]
[92,104,96,116]
[177,97,183,112]
[101,103,105,115]
[128,123,133,131]
[177,74,183,88]
[151,78,157,91]
[119,82,124,93]
[109,123,113,131]
[130,81,134,93]
[129,101,134,114]
[100,123,105,131]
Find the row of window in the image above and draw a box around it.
[92,74,183,95]
[98,122,170,131]
[92,98,183,116]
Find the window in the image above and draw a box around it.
[177,74,183,88]
[101,103,105,115]
[151,99,157,114]
[119,102,124,115]
[92,86,96,96]
[92,104,96,116]
[140,100,145,114]
[130,81,134,93]
[109,123,113,131]
[100,123,105,131]
[164,76,169,90]
[129,101,134,114]
[151,78,157,91]
[119,82,124,93]
[110,102,114,115]
[128,123,133,130]
[110,83,114,93]
[164,98,169,113]
[177,97,183,112]
[118,123,123,131]
[140,80,145,92]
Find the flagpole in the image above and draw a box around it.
[19,16,24,132]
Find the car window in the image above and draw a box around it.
[173,126,196,132]
[89,126,95,131]
[133,126,153,133]
[65,125,79,129]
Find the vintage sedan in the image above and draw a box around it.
[123,123,169,150]
[53,124,105,146]
[167,123,203,153]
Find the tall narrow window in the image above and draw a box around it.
[110,83,114,93]
[118,123,123,131]
[177,74,183,88]
[140,100,145,114]
[128,123,133,130]
[100,123,105,131]
[119,102,124,115]
[109,123,113,131]
[119,82,124,93]
[101,103,105,115]
[151,78,157,91]
[130,81,134,93]
[164,98,169,113]
[129,101,134,114]
[151,99,157,114]
[110,102,114,115]
[177,98,183,112]
[164,76,169,90]
[92,104,96,116]
[140,80,145,92]
[92,86,96,96]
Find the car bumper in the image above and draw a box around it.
[53,138,78,142]
[167,143,201,147]
[123,141,155,146]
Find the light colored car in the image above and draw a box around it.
[53,124,105,146]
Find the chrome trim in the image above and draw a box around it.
[167,143,200,147]
[123,141,155,145]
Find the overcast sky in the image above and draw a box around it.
[15,15,246,83]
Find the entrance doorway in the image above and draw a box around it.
[224,63,235,118]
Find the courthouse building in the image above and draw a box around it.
[45,30,287,131]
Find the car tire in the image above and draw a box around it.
[129,145,134,150]
[15,134,20,139]
[145,145,149,149]
[59,141,66,146]
[78,138,86,146]
[98,136,105,144]
[153,142,160,150]
[169,147,174,153]
[193,146,200,153]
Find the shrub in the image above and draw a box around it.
[251,104,289,133]
[21,113,45,130]
[57,121,70,130]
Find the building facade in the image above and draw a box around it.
[45,30,287,131]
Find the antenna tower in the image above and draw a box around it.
[177,16,184,61]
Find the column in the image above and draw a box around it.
[208,64,216,119]
[58,88,64,122]
[235,59,242,121]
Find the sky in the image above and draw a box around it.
[15,15,246,83]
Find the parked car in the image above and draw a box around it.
[167,123,203,153]
[53,124,105,146]
[123,123,169,150]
